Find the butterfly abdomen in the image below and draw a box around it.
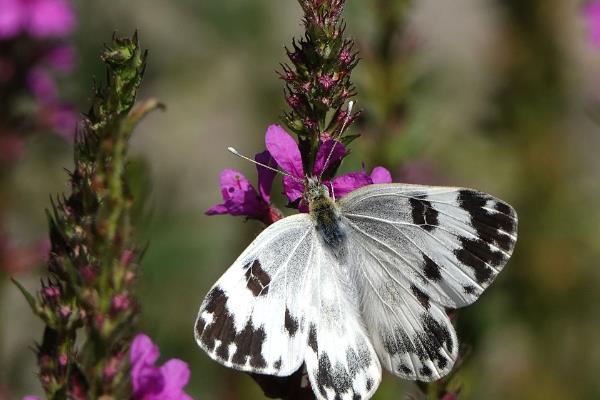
[309,195,347,259]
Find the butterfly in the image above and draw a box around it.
[195,171,517,400]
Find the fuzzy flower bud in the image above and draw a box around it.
[59,305,71,319]
[111,294,131,313]
[43,285,61,300]
[318,74,335,90]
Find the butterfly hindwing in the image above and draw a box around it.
[339,184,518,308]
[350,230,458,381]
[304,243,381,400]
[194,214,315,376]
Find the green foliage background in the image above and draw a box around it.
[2,1,599,399]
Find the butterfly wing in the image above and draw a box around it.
[304,239,381,400]
[194,214,316,376]
[339,183,518,308]
[338,183,517,380]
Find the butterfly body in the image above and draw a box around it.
[195,181,518,400]
[306,178,347,259]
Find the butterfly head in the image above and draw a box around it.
[304,177,330,204]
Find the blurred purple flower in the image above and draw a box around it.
[0,0,76,40]
[28,67,58,103]
[265,125,391,208]
[22,396,41,400]
[45,45,76,72]
[44,104,78,139]
[130,334,192,400]
[206,151,283,224]
[585,1,600,47]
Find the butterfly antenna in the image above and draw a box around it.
[227,147,303,183]
[319,101,354,181]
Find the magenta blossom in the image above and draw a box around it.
[585,1,600,47]
[265,125,391,209]
[130,334,192,400]
[0,0,76,40]
[206,151,282,224]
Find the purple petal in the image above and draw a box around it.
[133,364,164,397]
[130,334,160,367]
[22,397,42,400]
[0,0,24,39]
[205,203,229,215]
[331,172,372,199]
[282,175,304,205]
[130,334,163,396]
[27,0,76,38]
[216,169,265,218]
[314,140,347,176]
[265,125,303,179]
[255,150,277,203]
[370,166,392,184]
[158,359,191,399]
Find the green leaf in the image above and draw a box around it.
[340,133,361,146]
[12,278,39,315]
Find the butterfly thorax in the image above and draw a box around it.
[305,178,347,258]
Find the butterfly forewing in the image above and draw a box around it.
[194,214,315,376]
[339,184,518,308]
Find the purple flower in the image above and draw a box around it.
[45,104,78,139]
[585,1,600,47]
[206,151,282,224]
[265,125,391,209]
[0,0,76,40]
[28,67,58,103]
[130,334,192,400]
[44,45,76,72]
[22,397,41,400]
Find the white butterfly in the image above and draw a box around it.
[195,173,517,400]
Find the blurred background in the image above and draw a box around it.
[1,0,600,399]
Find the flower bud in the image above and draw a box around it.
[286,94,302,109]
[58,353,68,367]
[111,294,130,313]
[43,285,61,300]
[59,305,71,320]
[339,50,352,64]
[120,249,135,267]
[318,74,335,90]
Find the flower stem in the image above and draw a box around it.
[15,32,159,399]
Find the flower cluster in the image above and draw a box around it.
[207,125,391,223]
[280,0,360,176]
[24,333,192,400]
[14,34,168,399]
[0,0,77,148]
